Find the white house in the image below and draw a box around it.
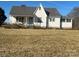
[9,4,61,28]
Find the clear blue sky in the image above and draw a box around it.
[0,1,79,16]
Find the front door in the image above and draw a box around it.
[27,17,33,26]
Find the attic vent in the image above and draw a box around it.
[21,5,26,7]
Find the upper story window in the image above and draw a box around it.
[66,19,71,22]
[61,18,71,22]
[62,19,65,22]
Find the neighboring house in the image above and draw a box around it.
[68,7,79,29]
[9,4,61,28]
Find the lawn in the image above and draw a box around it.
[1,28,79,57]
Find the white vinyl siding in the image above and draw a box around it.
[49,17,60,28]
[35,4,47,28]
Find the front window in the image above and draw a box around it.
[28,17,33,20]
[35,17,42,23]
[16,17,24,23]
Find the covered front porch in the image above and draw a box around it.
[15,16,42,27]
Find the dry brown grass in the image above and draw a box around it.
[1,28,79,57]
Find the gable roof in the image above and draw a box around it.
[10,5,61,17]
[68,7,79,18]
[45,8,61,17]
[10,6,36,16]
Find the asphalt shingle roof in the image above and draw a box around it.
[45,8,61,17]
[10,6,61,17]
[10,6,36,16]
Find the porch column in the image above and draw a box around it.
[33,17,35,25]
[25,17,27,26]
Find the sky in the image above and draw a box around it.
[0,1,79,17]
